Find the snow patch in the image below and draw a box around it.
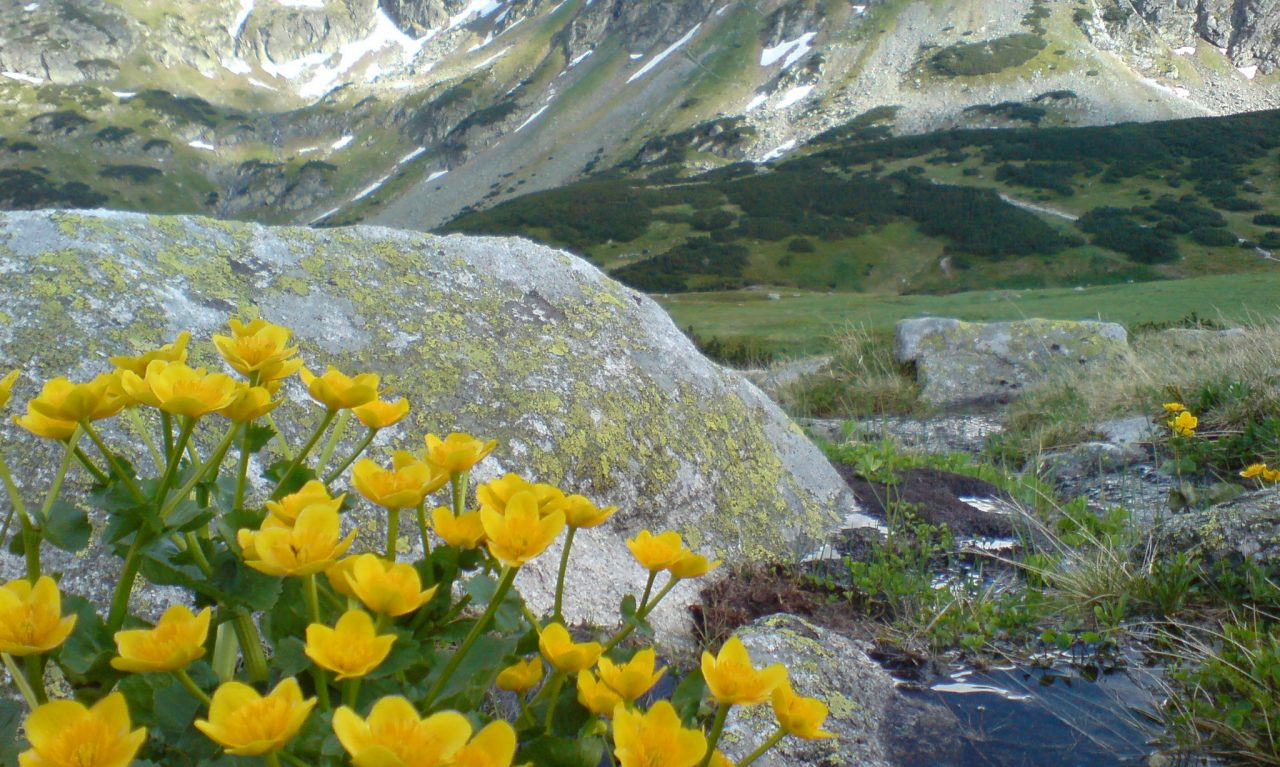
[113,91,136,98]
[568,49,593,68]
[352,175,390,201]
[449,0,505,30]
[262,8,426,99]
[1173,45,1196,56]
[757,139,796,163]
[1,71,42,85]
[714,4,726,15]
[397,147,427,165]
[427,170,449,182]
[231,0,254,38]
[223,58,252,75]
[249,78,278,91]
[23,2,39,10]
[627,24,701,84]
[776,84,813,109]
[474,48,510,70]
[1239,65,1258,79]
[310,208,341,225]
[514,105,549,133]
[852,4,866,13]
[298,146,319,154]
[629,53,644,60]
[760,32,815,69]
[744,93,768,112]
[277,0,323,6]
[189,140,216,151]
[331,135,354,150]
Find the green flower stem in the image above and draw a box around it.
[344,678,361,709]
[107,536,146,633]
[736,728,786,767]
[697,704,733,767]
[124,408,164,471]
[161,412,174,457]
[450,471,469,517]
[174,668,212,707]
[232,610,269,683]
[386,508,401,560]
[278,750,308,767]
[0,455,39,580]
[638,571,658,613]
[323,427,376,486]
[265,413,294,461]
[211,620,238,683]
[80,421,146,502]
[233,426,251,511]
[22,654,47,705]
[542,671,566,734]
[154,416,197,504]
[273,410,337,496]
[421,566,518,709]
[264,752,282,767]
[71,447,110,485]
[603,576,682,653]
[415,502,432,582]
[158,424,239,522]
[184,532,213,576]
[552,526,579,623]
[2,653,38,709]
[40,428,86,522]
[304,574,323,624]
[315,410,350,476]
[516,693,535,727]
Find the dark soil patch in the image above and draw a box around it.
[833,465,1015,539]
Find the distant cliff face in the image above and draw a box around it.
[1130,0,1280,72]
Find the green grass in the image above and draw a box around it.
[660,270,1280,356]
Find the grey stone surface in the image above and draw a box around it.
[1156,486,1280,567]
[1097,415,1157,448]
[894,318,1129,408]
[0,209,856,642]
[720,614,894,767]
[742,356,832,398]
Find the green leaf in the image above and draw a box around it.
[265,460,317,500]
[57,594,114,680]
[244,423,276,454]
[42,500,92,552]
[670,668,706,724]
[364,632,423,680]
[429,634,516,709]
[154,679,202,737]
[517,734,605,767]
[271,637,311,679]
[619,593,654,638]
[165,498,214,533]
[209,548,282,612]
[0,699,23,767]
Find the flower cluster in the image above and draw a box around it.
[1240,463,1280,483]
[1164,402,1199,437]
[0,318,828,767]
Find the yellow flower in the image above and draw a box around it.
[237,504,355,577]
[598,648,666,702]
[344,553,439,617]
[450,720,518,767]
[299,365,379,410]
[332,696,471,767]
[476,473,567,518]
[1266,468,1280,483]
[0,576,77,656]
[305,610,396,681]
[563,494,618,529]
[626,530,685,572]
[13,404,78,441]
[707,751,734,767]
[577,670,624,717]
[495,657,543,694]
[1241,463,1269,479]
[1168,410,1198,437]
[18,693,145,767]
[668,548,721,579]
[212,318,303,384]
[111,604,211,673]
[120,361,239,418]
[701,636,787,706]
[481,490,565,568]
[217,384,280,423]
[264,480,345,526]
[423,432,497,473]
[28,372,127,423]
[352,452,448,509]
[771,678,835,739]
[538,622,603,674]
[0,370,18,410]
[353,397,411,430]
[326,556,360,597]
[1162,402,1186,413]
[612,700,707,767]
[431,507,486,549]
[109,331,191,376]
[195,678,316,756]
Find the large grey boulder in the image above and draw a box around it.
[0,209,855,641]
[894,318,1129,408]
[1156,486,1280,568]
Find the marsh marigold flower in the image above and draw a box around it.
[701,635,787,706]
[538,622,603,674]
[195,678,315,756]
[1168,410,1198,437]
[0,576,77,656]
[563,494,618,529]
[213,318,303,384]
[332,696,470,767]
[305,610,396,681]
[353,396,410,430]
[19,693,145,767]
[29,373,127,423]
[352,452,448,509]
[598,648,666,701]
[265,480,345,526]
[299,365,379,410]
[13,404,77,440]
[325,555,360,598]
[111,604,211,673]
[423,432,497,473]
[217,384,279,423]
[343,553,438,616]
[612,700,707,767]
[0,370,18,410]
[626,530,685,572]
[237,505,355,577]
[431,507,486,549]
[1162,402,1186,414]
[450,720,517,767]
[109,331,190,376]
[771,678,835,739]
[476,473,567,517]
[481,490,565,568]
[577,670,624,717]
[668,547,721,579]
[121,361,239,418]
[495,657,543,693]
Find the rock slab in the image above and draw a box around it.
[0,209,855,641]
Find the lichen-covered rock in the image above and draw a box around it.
[719,614,894,767]
[1156,486,1280,568]
[894,318,1129,408]
[0,209,854,641]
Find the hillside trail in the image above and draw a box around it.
[996,192,1079,221]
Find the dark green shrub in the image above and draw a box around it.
[1190,227,1238,246]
